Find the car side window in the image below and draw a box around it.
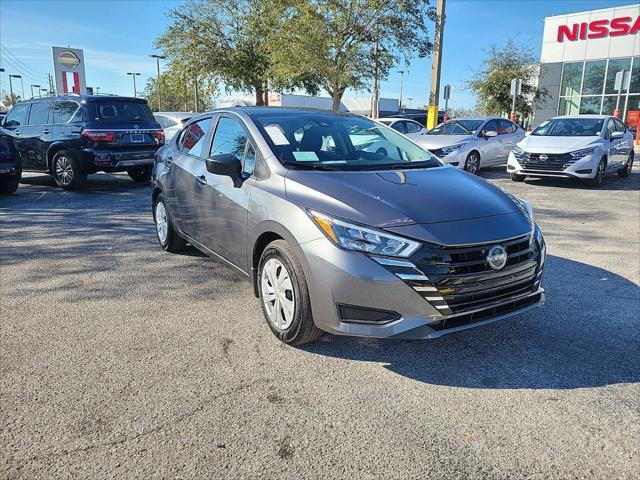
[210,117,257,176]
[28,102,51,125]
[605,119,616,139]
[179,117,212,157]
[482,119,501,135]
[51,101,79,124]
[390,121,406,133]
[155,115,172,129]
[4,104,30,127]
[404,121,421,133]
[499,120,517,134]
[613,118,626,133]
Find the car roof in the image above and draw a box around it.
[552,114,610,119]
[17,94,146,104]
[377,117,421,123]
[155,111,193,117]
[452,117,500,121]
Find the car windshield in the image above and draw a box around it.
[426,119,483,135]
[90,101,155,123]
[252,113,441,171]
[531,118,604,136]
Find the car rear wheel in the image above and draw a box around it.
[618,152,634,178]
[258,240,323,346]
[510,173,525,182]
[0,180,19,195]
[128,167,152,183]
[153,192,186,252]
[464,151,480,174]
[590,158,607,187]
[52,151,87,191]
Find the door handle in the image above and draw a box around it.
[195,175,207,186]
[14,130,20,136]
[42,129,50,135]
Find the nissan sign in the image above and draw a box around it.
[557,15,640,42]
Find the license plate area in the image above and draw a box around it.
[130,133,145,143]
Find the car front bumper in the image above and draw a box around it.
[300,235,545,340]
[507,151,600,179]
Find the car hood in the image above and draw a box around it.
[518,135,600,153]
[284,165,521,228]
[415,135,473,149]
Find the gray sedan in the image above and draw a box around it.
[416,117,526,174]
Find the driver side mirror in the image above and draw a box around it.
[206,153,242,177]
[483,130,498,138]
[610,131,624,140]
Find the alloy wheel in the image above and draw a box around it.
[261,258,295,330]
[626,155,634,175]
[465,153,479,174]
[596,160,606,184]
[55,156,73,186]
[155,201,168,244]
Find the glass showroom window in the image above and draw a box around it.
[630,57,640,94]
[605,58,632,94]
[560,62,583,97]
[601,96,617,116]
[559,97,580,115]
[582,60,607,96]
[579,96,602,115]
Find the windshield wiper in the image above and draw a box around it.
[282,161,343,171]
[387,162,437,170]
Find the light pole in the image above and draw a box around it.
[149,54,166,111]
[31,84,41,99]
[126,72,141,97]
[407,97,414,109]
[9,74,22,100]
[40,88,48,97]
[96,87,101,95]
[398,70,404,113]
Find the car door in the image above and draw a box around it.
[2,103,30,166]
[604,119,623,169]
[477,119,503,166]
[497,120,521,163]
[164,116,214,238]
[22,100,52,171]
[193,115,256,272]
[613,118,631,166]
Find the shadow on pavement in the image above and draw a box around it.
[304,255,640,390]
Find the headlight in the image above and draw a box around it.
[308,210,421,258]
[512,145,524,155]
[570,146,597,159]
[440,143,465,155]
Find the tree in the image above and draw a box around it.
[1,92,20,109]
[269,0,436,111]
[466,40,547,118]
[156,0,294,106]
[143,62,217,112]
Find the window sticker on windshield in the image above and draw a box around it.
[292,151,319,162]
[264,124,290,145]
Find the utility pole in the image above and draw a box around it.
[398,70,405,113]
[127,72,141,97]
[427,0,446,129]
[48,74,55,95]
[510,78,522,123]
[194,74,199,113]
[149,54,166,111]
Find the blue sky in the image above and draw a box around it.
[0,0,631,109]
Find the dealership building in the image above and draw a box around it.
[534,4,640,124]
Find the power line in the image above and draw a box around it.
[0,56,46,84]
[0,45,50,78]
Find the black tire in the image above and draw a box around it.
[52,150,87,191]
[152,192,186,253]
[618,152,634,178]
[257,239,323,346]
[128,167,152,183]
[464,151,481,174]
[0,179,19,195]
[589,158,607,187]
[510,173,525,182]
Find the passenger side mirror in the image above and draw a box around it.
[483,130,498,138]
[206,153,242,177]
[610,131,624,140]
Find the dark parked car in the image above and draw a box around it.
[0,128,21,195]
[1,95,164,190]
[151,107,545,345]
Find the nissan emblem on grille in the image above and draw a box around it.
[486,245,507,271]
[539,154,548,161]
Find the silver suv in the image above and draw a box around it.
[151,108,546,345]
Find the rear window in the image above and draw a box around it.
[90,101,154,123]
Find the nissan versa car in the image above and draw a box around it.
[508,115,634,186]
[152,108,546,345]
[416,117,526,173]
[1,95,164,190]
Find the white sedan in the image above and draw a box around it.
[154,112,192,141]
[377,117,427,140]
[508,115,634,187]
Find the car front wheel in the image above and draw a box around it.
[590,158,607,187]
[153,192,186,252]
[52,151,87,190]
[258,240,323,346]
[464,152,480,174]
[0,179,19,195]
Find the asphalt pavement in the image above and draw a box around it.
[1,166,639,479]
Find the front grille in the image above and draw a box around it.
[514,151,576,171]
[410,234,542,314]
